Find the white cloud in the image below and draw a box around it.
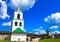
[44,18,48,22]
[35,32,39,34]
[8,0,36,11]
[52,30,60,34]
[24,29,27,32]
[33,27,43,31]
[40,27,43,29]
[33,29,46,34]
[35,30,46,34]
[50,25,59,29]
[2,21,11,26]
[33,28,40,31]
[0,0,10,19]
[44,12,60,25]
[33,27,46,34]
[39,30,46,34]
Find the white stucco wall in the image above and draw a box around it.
[32,38,40,42]
[12,10,24,31]
[12,19,24,31]
[14,11,23,20]
[11,33,27,41]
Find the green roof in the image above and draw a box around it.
[13,27,24,33]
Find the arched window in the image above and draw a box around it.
[17,14,20,19]
[15,22,17,26]
[19,22,22,26]
[26,38,28,41]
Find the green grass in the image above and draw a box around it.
[0,40,12,42]
[40,39,60,42]
[0,39,60,42]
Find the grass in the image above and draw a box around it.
[0,39,60,42]
[0,40,12,42]
[40,39,60,42]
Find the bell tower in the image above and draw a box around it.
[11,6,26,42]
[12,7,24,32]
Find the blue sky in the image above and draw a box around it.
[0,0,60,34]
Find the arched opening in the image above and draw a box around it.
[15,22,17,26]
[17,14,20,19]
[26,38,28,41]
[19,22,22,26]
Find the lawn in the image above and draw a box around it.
[0,39,60,42]
[0,40,12,42]
[40,39,60,42]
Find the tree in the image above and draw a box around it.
[46,29,50,38]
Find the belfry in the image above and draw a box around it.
[11,7,27,41]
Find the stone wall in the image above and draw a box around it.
[32,38,40,42]
[0,34,8,40]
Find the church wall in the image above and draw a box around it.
[32,38,40,42]
[14,11,23,20]
[11,33,27,41]
[12,19,24,31]
[0,34,10,40]
[11,7,26,41]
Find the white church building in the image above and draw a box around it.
[11,8,27,41]
[0,7,40,42]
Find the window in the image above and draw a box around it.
[26,38,28,41]
[19,22,22,26]
[17,14,20,19]
[15,22,17,26]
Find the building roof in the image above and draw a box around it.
[0,31,47,38]
[26,33,47,37]
[13,27,24,33]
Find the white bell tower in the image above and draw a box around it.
[11,6,27,42]
[12,7,24,32]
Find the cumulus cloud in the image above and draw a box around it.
[44,18,48,22]
[33,28,40,31]
[33,26,46,34]
[39,30,46,34]
[44,12,60,25]
[0,0,10,19]
[24,29,27,32]
[34,30,46,34]
[8,0,36,11]
[35,32,39,34]
[50,25,59,29]
[52,30,60,34]
[2,21,11,26]
[40,27,43,29]
[33,28,46,34]
[33,27,43,31]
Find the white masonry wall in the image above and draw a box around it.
[14,11,23,20]
[12,19,24,31]
[11,33,27,41]
[12,10,24,32]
